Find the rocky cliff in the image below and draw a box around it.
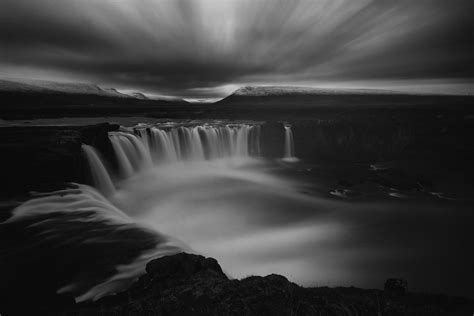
[0,123,118,199]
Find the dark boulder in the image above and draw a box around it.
[384,278,408,296]
[146,252,226,281]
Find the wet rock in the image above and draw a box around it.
[384,278,408,296]
[0,123,118,198]
[146,252,226,281]
[260,122,285,158]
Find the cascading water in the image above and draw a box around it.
[7,122,312,303]
[282,124,299,162]
[48,123,265,301]
[106,124,261,181]
[81,145,116,196]
[4,120,473,305]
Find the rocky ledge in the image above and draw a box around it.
[0,123,118,200]
[65,253,473,316]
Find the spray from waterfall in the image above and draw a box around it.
[282,124,299,162]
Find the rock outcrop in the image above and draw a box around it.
[65,253,474,316]
[384,278,408,296]
[0,123,118,198]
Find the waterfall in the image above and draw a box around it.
[283,124,299,162]
[110,124,260,176]
[82,124,262,188]
[81,145,116,196]
[110,135,134,178]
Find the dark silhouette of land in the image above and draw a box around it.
[1,80,473,120]
[0,79,189,119]
[7,253,472,315]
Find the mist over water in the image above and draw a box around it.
[4,121,474,303]
[110,157,473,297]
[89,123,474,297]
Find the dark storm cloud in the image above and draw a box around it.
[1,0,473,98]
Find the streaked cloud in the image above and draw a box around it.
[1,0,472,97]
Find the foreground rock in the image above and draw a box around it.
[66,253,474,315]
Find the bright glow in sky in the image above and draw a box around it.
[1,0,473,98]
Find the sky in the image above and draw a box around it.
[1,0,473,99]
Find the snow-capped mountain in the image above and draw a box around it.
[232,86,399,97]
[0,78,132,98]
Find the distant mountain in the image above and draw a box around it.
[218,85,474,108]
[146,94,188,102]
[120,91,191,102]
[0,78,189,119]
[127,91,149,100]
[102,87,130,98]
[0,79,141,99]
[232,86,399,96]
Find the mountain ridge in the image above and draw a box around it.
[231,85,404,97]
[217,85,474,108]
[0,78,170,101]
[0,78,190,119]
